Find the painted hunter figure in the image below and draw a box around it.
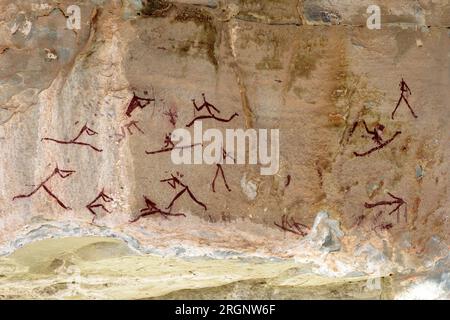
[86,189,114,223]
[146,133,200,155]
[186,93,239,127]
[42,123,103,152]
[125,91,155,117]
[392,78,418,119]
[129,195,186,223]
[163,106,178,127]
[12,166,75,210]
[161,172,207,211]
[353,120,402,157]
[211,147,234,192]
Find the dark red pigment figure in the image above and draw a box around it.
[274,214,310,237]
[353,120,401,157]
[125,92,155,117]
[86,189,114,223]
[145,133,200,155]
[372,210,384,224]
[364,192,407,223]
[12,166,75,209]
[353,214,366,228]
[115,120,144,142]
[285,175,292,187]
[129,196,186,223]
[392,78,418,120]
[211,148,234,193]
[161,172,207,211]
[186,93,239,127]
[163,106,178,127]
[372,222,394,235]
[42,123,103,152]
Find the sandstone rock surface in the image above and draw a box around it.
[0,0,449,299]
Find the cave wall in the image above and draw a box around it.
[0,0,448,299]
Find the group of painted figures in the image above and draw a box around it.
[12,79,416,234]
[269,78,416,236]
[348,78,416,234]
[12,92,239,223]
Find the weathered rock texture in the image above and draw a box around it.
[0,0,449,299]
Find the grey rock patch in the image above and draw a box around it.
[304,211,344,253]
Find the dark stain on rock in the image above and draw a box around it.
[173,6,218,68]
[304,4,341,24]
[255,34,283,70]
[291,36,327,80]
[237,0,300,23]
[140,0,173,17]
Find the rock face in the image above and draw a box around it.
[0,0,449,299]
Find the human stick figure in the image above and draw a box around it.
[352,120,402,157]
[145,133,200,155]
[160,172,207,211]
[125,92,155,117]
[186,93,239,128]
[13,166,75,209]
[86,189,114,223]
[163,106,178,127]
[211,148,234,193]
[391,78,418,119]
[42,123,103,152]
[129,195,186,223]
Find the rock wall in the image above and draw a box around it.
[0,0,449,299]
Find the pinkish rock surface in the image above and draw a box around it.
[0,0,448,299]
